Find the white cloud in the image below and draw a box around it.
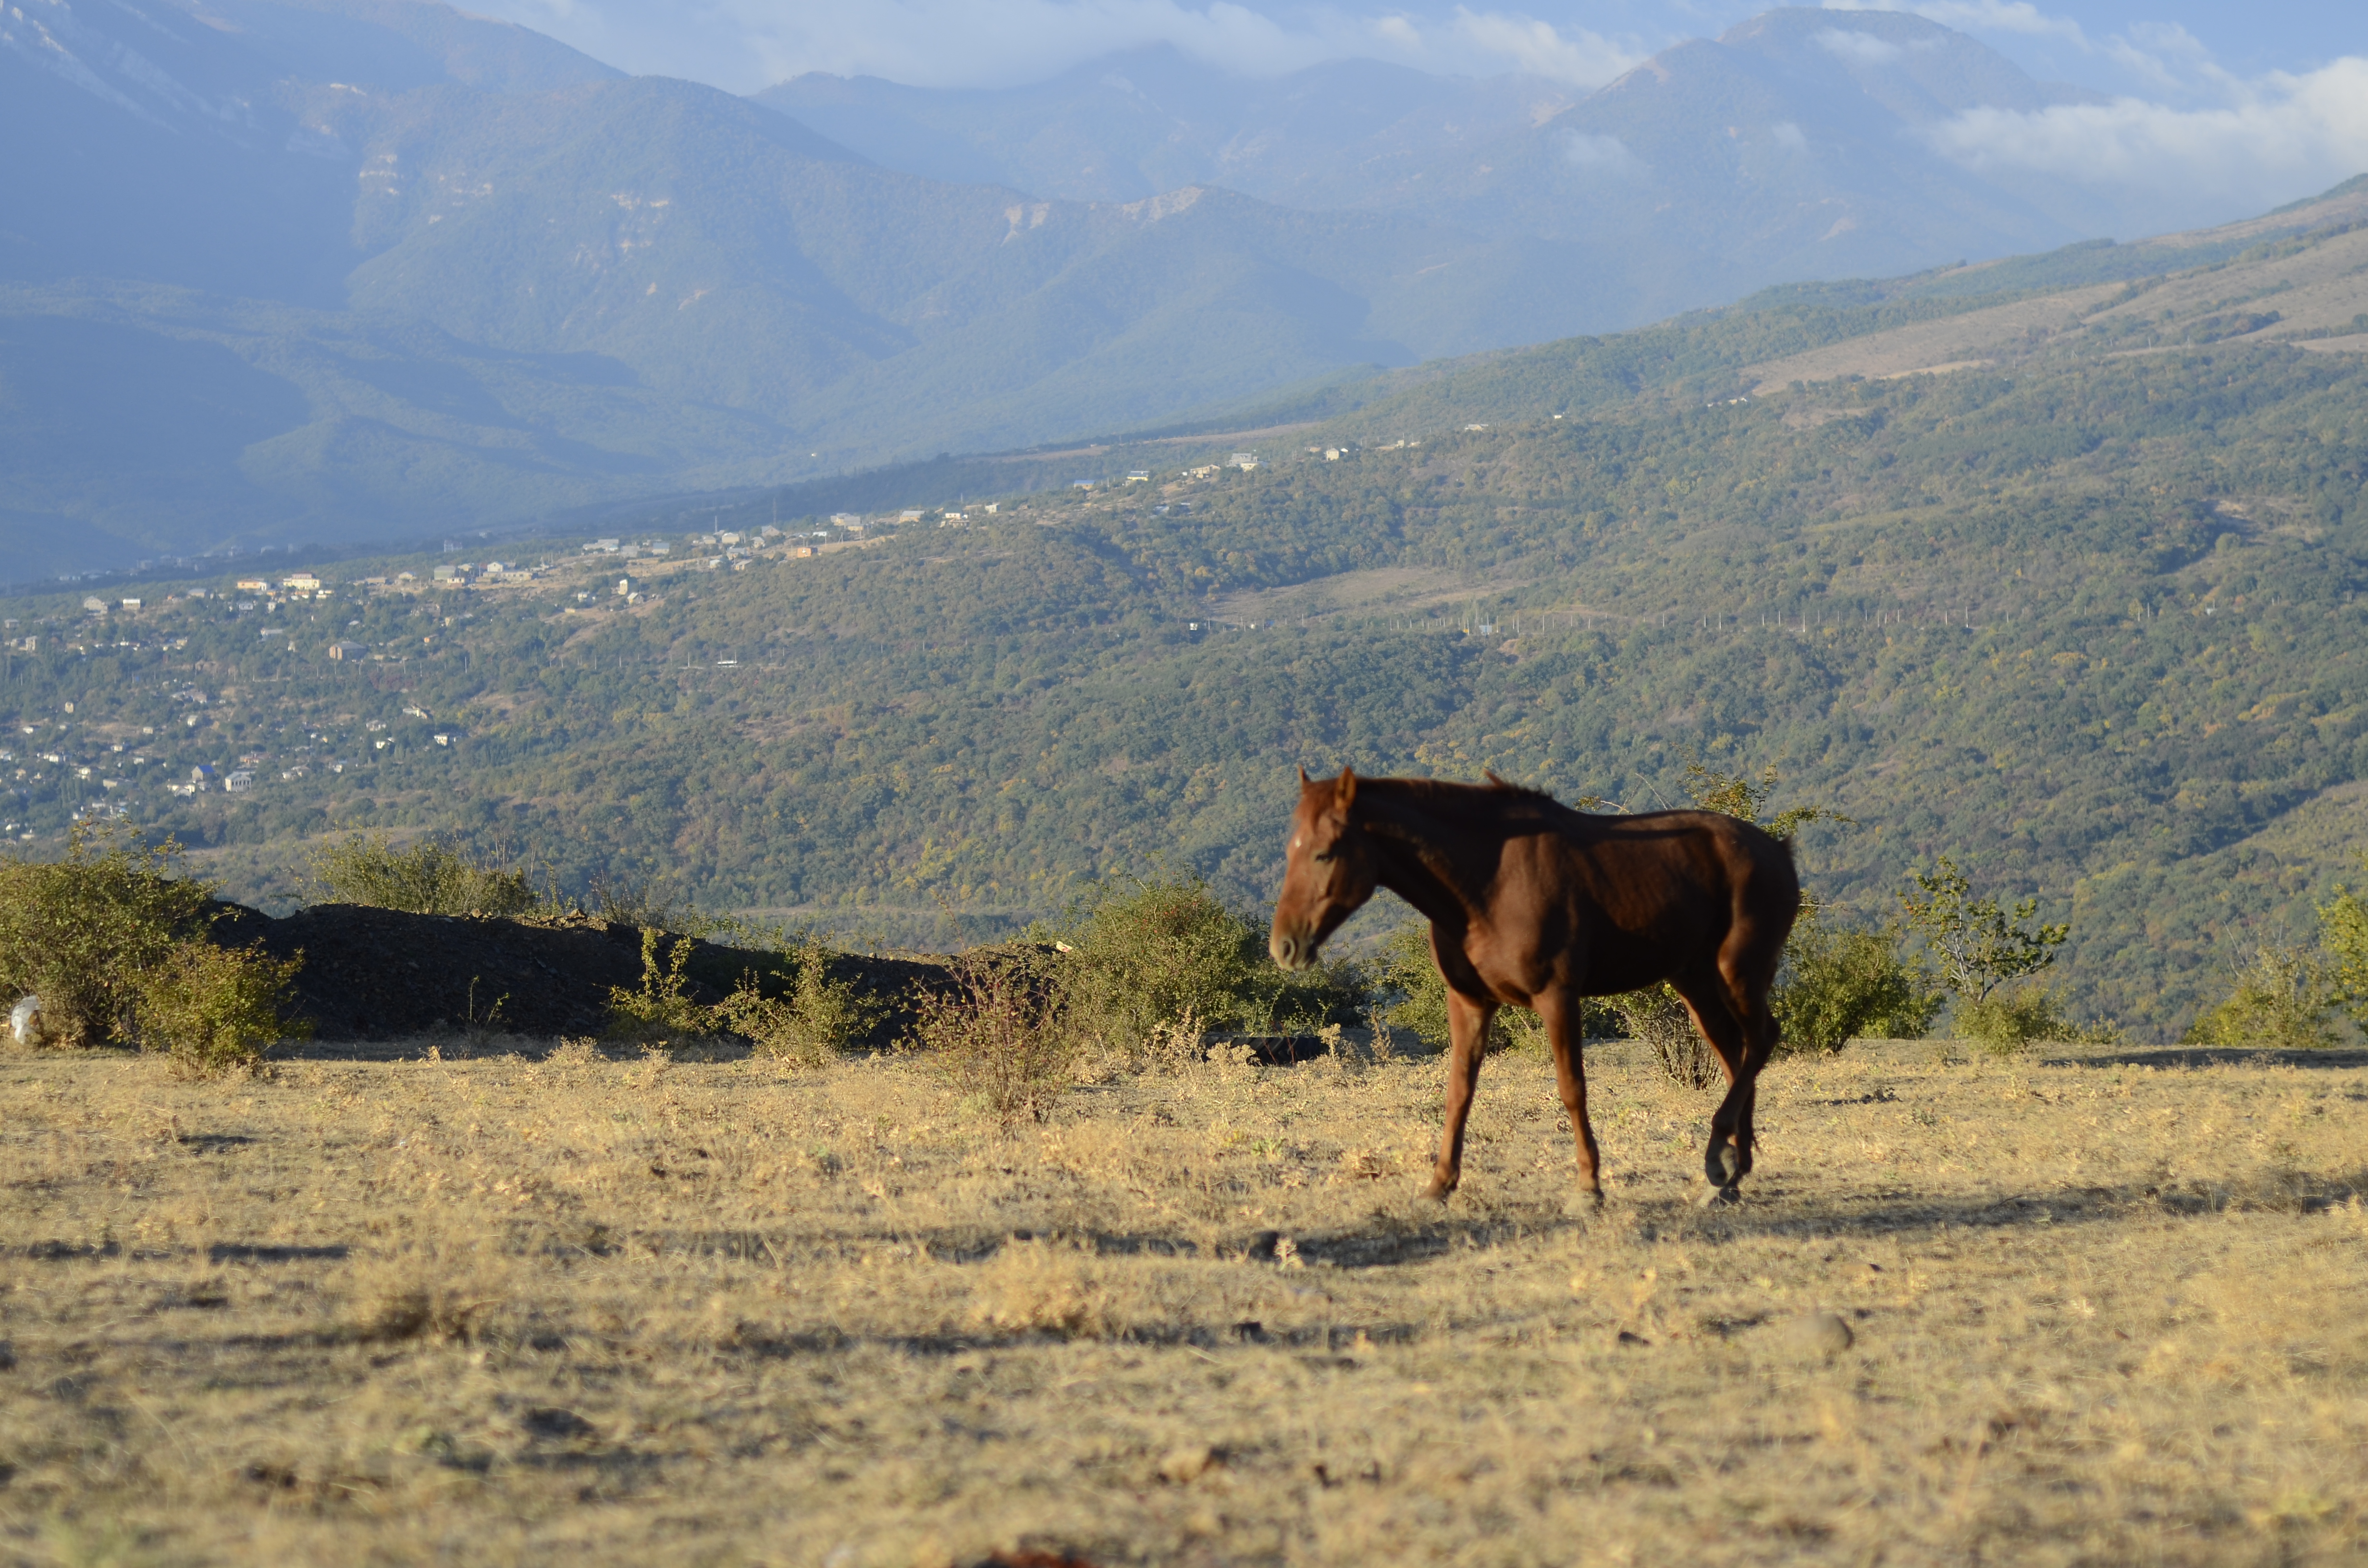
[1772,121,1808,151]
[1557,129,1644,175]
[1449,9,1642,86]
[1815,28,1903,64]
[1926,55,2368,207]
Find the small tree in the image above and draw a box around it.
[2319,862,2368,1033]
[1681,758,1853,846]
[1899,855,2068,1005]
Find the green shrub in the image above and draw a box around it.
[1771,911,1944,1054]
[135,941,309,1074]
[715,937,881,1066]
[2183,948,2339,1050]
[604,930,715,1043]
[307,833,538,917]
[2319,871,2368,1033]
[1374,924,1455,1050]
[915,952,1073,1125]
[0,824,303,1069]
[1047,875,1361,1054]
[1955,984,2081,1054]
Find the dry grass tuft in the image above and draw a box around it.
[966,1238,1112,1338]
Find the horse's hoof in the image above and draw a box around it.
[1566,1188,1606,1219]
[1695,1183,1741,1209]
[1421,1179,1454,1205]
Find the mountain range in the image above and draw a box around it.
[2,0,2354,585]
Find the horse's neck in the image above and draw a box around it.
[1362,790,1499,932]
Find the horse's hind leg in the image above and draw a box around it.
[1672,971,1753,1202]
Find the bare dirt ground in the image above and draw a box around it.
[3,1037,2364,1567]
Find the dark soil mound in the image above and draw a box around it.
[205,903,953,1042]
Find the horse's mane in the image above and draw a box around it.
[1367,772,1588,830]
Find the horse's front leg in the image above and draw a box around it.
[1425,988,1496,1202]
[1536,989,1603,1206]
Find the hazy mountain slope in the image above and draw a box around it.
[756,47,1573,209]
[0,0,358,300]
[1302,181,2368,442]
[197,0,624,93]
[758,10,2099,334]
[1366,10,2085,323]
[0,9,1600,575]
[0,280,803,576]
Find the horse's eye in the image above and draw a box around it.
[1312,849,1335,864]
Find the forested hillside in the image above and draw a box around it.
[6,318,2365,1034]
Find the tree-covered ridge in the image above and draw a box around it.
[3,339,2363,1034]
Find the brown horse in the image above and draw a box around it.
[1270,768,1799,1206]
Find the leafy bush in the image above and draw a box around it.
[715,936,881,1066]
[1047,875,1362,1056]
[1955,984,2082,1054]
[0,824,303,1071]
[135,940,309,1073]
[0,824,212,1047]
[2183,948,2339,1050]
[1771,911,1943,1054]
[915,952,1073,1125]
[604,930,715,1043]
[307,833,538,917]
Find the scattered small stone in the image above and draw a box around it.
[522,1406,594,1440]
[1160,1444,1218,1483]
[1788,1311,1854,1356]
[1615,1329,1651,1348]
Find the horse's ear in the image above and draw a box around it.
[1335,766,1357,810]
[1298,764,1310,786]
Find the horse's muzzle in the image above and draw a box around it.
[1270,929,1316,971]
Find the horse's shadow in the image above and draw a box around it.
[840,1166,2367,1274]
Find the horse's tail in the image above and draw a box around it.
[1727,819,1801,983]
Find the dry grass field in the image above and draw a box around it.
[3,1034,2364,1568]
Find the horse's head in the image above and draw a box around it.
[1270,766,1378,970]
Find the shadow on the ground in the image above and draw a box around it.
[661,1167,2368,1274]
